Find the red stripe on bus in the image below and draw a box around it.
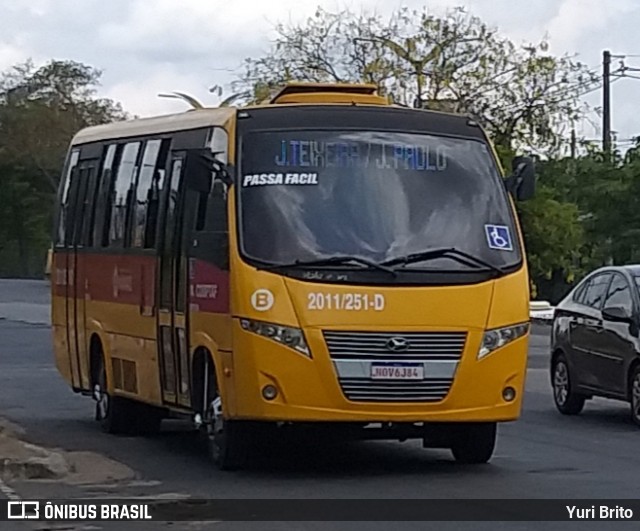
[52,253,230,313]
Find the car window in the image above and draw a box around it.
[572,281,588,304]
[582,273,611,310]
[604,273,634,315]
[634,276,640,294]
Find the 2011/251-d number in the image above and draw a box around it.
[307,293,385,311]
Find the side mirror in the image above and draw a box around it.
[505,156,535,201]
[602,306,633,323]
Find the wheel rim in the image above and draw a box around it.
[632,373,640,421]
[206,395,224,461]
[94,361,110,420]
[554,361,569,406]
[94,382,109,419]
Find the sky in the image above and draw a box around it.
[1,0,639,146]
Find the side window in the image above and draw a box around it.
[198,126,229,234]
[108,142,140,247]
[572,281,588,304]
[82,162,101,247]
[604,274,633,316]
[72,163,92,246]
[131,139,170,248]
[94,144,119,247]
[583,274,612,310]
[160,159,184,307]
[208,127,228,164]
[56,150,80,245]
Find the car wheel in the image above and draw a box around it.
[552,354,585,415]
[630,365,640,427]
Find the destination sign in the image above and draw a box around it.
[273,140,448,171]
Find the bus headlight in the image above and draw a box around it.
[239,318,311,357]
[478,323,529,359]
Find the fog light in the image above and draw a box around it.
[502,386,516,402]
[262,385,278,401]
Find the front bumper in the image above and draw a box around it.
[229,321,529,423]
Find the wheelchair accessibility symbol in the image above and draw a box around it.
[485,224,513,251]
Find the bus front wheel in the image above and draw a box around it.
[203,364,250,470]
[450,422,497,464]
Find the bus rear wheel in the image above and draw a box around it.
[94,354,131,435]
[94,353,162,436]
[450,422,496,464]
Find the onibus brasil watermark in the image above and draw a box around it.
[7,501,152,521]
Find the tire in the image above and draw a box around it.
[450,422,496,464]
[203,362,251,470]
[94,353,162,435]
[630,365,640,427]
[94,354,132,434]
[552,354,585,415]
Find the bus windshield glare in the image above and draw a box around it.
[239,130,521,272]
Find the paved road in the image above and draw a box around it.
[0,279,638,530]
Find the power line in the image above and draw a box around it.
[495,77,603,113]
[578,138,638,144]
[614,73,640,81]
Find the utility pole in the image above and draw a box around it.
[602,50,612,156]
[570,127,576,159]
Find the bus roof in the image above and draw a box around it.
[71,80,479,146]
[71,107,235,146]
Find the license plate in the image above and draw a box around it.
[370,363,424,380]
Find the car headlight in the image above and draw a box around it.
[478,323,530,359]
[239,318,311,357]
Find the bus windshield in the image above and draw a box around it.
[238,130,521,272]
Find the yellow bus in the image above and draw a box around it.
[52,83,535,469]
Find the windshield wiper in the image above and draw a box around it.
[381,247,505,275]
[263,255,397,276]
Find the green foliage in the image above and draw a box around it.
[519,146,640,300]
[0,59,126,277]
[517,185,584,283]
[236,6,597,152]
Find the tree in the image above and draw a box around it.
[517,185,585,298]
[236,6,597,152]
[0,60,126,192]
[0,59,127,277]
[516,141,640,302]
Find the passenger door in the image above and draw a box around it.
[568,272,612,390]
[597,273,637,395]
[157,151,201,408]
[64,157,99,391]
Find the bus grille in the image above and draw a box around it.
[323,331,466,361]
[323,331,466,403]
[339,378,454,402]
